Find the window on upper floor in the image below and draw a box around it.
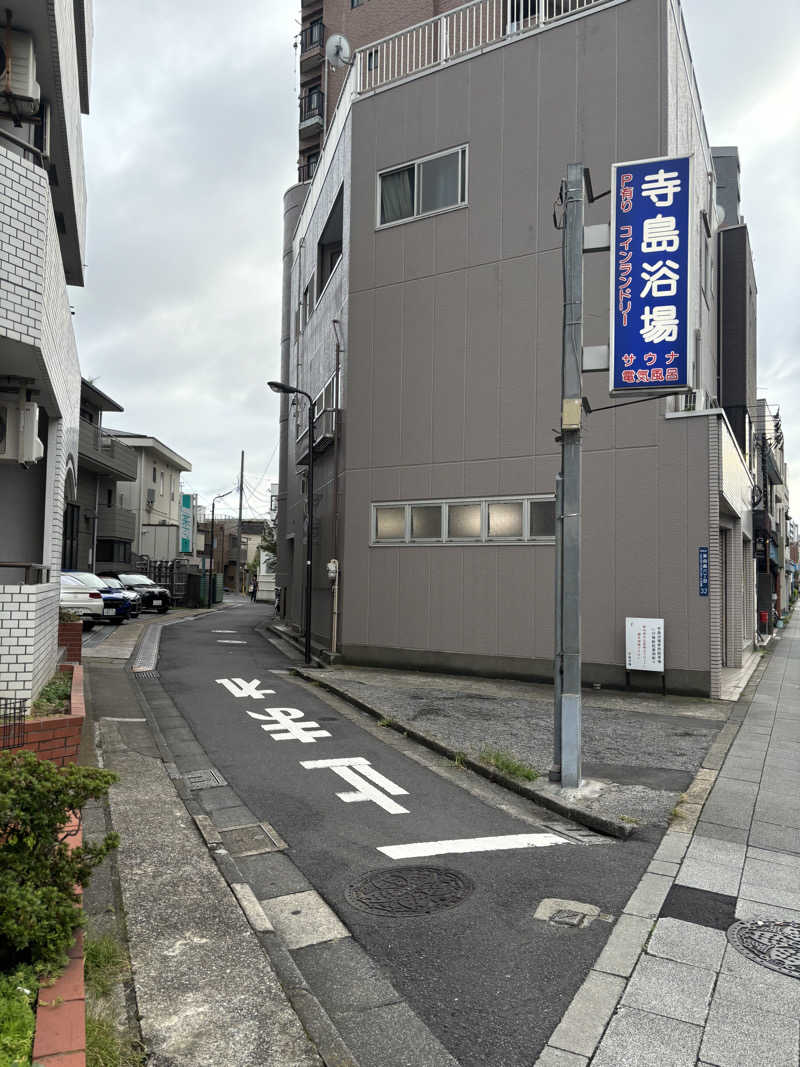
[378,146,468,227]
[351,0,364,7]
[160,472,164,497]
[372,496,556,545]
[152,466,157,483]
[317,188,343,301]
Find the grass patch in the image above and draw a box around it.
[451,752,467,769]
[479,748,539,782]
[0,966,37,1067]
[618,815,640,825]
[84,935,129,998]
[86,1010,145,1067]
[30,672,73,718]
[377,717,395,728]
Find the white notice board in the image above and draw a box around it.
[625,617,664,672]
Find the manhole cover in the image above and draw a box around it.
[727,920,800,979]
[345,866,474,917]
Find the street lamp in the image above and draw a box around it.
[268,380,314,665]
[209,490,233,608]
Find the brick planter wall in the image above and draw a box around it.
[58,620,83,664]
[32,814,87,1067]
[21,665,85,766]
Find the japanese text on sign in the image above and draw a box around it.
[625,617,664,673]
[610,156,692,392]
[698,547,709,596]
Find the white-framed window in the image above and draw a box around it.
[159,472,164,497]
[377,145,468,228]
[295,371,338,442]
[371,495,556,545]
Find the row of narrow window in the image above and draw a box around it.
[373,497,556,544]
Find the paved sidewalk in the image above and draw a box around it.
[535,615,800,1067]
[295,663,735,830]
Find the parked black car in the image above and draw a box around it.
[99,573,171,613]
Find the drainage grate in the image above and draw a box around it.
[727,920,800,980]
[130,624,162,672]
[183,768,228,791]
[135,670,159,681]
[345,866,474,917]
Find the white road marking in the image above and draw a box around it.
[217,639,246,644]
[216,678,275,699]
[101,717,146,722]
[212,629,238,633]
[247,708,331,743]
[300,756,409,814]
[377,833,568,860]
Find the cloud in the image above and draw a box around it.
[71,0,300,513]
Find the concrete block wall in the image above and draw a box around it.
[0,147,47,345]
[0,583,59,705]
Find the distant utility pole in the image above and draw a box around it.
[554,162,585,789]
[235,450,244,595]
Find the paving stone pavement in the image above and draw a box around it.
[536,615,800,1066]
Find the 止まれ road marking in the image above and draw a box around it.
[300,757,410,814]
[216,678,276,699]
[377,833,569,860]
[247,707,331,743]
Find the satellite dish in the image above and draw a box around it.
[325,33,352,69]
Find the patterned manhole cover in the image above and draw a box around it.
[345,866,474,917]
[727,920,800,980]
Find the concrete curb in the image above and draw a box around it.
[293,668,635,840]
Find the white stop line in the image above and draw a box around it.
[377,833,568,859]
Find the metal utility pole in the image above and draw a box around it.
[554,162,585,789]
[235,450,244,595]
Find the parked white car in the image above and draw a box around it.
[59,573,105,629]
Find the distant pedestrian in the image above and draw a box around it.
[250,575,258,602]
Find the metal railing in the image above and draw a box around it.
[298,158,318,183]
[300,89,325,123]
[355,0,615,93]
[1,697,27,749]
[0,562,51,584]
[300,20,324,53]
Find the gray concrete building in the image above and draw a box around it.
[276,0,757,697]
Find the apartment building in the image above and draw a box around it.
[298,0,472,182]
[106,431,192,563]
[277,0,758,697]
[73,379,138,572]
[0,0,93,704]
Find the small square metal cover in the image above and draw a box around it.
[183,768,227,791]
[219,822,287,857]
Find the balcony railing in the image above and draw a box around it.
[298,158,318,183]
[296,408,337,467]
[0,562,51,584]
[300,21,324,54]
[78,420,138,481]
[97,506,136,542]
[354,0,615,94]
[300,89,325,124]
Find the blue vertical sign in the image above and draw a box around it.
[698,547,709,596]
[610,155,692,393]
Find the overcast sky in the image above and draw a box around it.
[71,0,800,516]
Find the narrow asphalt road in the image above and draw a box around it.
[157,605,661,1066]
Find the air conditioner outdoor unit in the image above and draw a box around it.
[0,400,44,464]
[145,489,155,508]
[0,31,41,116]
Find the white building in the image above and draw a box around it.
[106,432,192,562]
[0,0,93,705]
